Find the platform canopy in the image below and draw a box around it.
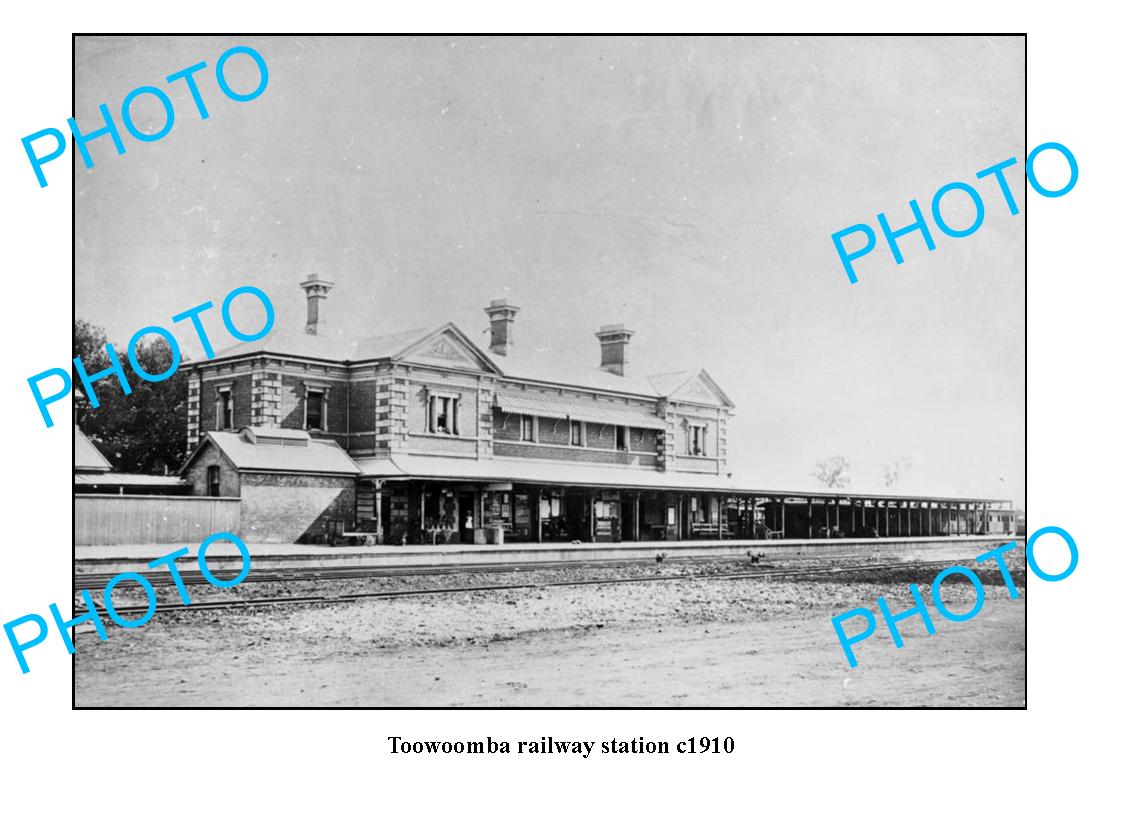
[353,454,1010,506]
[356,453,739,492]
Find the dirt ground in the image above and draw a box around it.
[74,560,1026,707]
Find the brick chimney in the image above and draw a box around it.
[484,299,519,356]
[595,324,635,376]
[299,273,334,336]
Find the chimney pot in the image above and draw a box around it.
[484,299,520,356]
[595,324,635,376]
[299,275,335,335]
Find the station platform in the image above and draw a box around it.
[74,535,1020,575]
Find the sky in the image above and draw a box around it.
[75,35,1026,504]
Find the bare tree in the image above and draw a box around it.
[813,455,851,489]
[883,457,913,491]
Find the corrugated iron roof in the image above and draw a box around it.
[200,431,361,475]
[486,348,665,397]
[495,392,665,429]
[353,454,1011,504]
[75,428,112,472]
[355,454,737,492]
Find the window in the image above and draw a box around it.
[520,415,535,442]
[428,393,460,435]
[305,389,326,431]
[570,419,584,446]
[216,388,233,430]
[206,465,221,497]
[594,500,618,519]
[689,423,707,456]
[616,425,629,451]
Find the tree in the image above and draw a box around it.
[74,319,188,474]
[883,457,913,491]
[813,455,851,489]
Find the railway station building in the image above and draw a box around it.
[178,276,1015,544]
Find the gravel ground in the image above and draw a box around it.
[74,557,1027,707]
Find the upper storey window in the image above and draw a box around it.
[305,389,326,431]
[520,415,535,442]
[428,393,461,435]
[569,419,585,446]
[689,423,707,456]
[216,388,233,430]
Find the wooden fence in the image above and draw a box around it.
[75,495,242,546]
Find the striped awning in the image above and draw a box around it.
[495,391,665,429]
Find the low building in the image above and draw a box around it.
[178,276,1013,544]
[74,427,188,495]
[180,427,360,543]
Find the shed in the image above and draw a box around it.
[180,427,361,543]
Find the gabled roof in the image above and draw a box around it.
[181,429,361,476]
[75,428,112,472]
[395,323,504,374]
[661,368,736,408]
[193,313,731,405]
[646,371,694,395]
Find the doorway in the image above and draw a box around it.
[458,491,475,544]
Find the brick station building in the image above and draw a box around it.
[179,275,1014,544]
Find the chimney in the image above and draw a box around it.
[595,324,635,376]
[484,299,519,356]
[299,273,335,336]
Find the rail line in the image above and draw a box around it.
[92,557,966,617]
[73,546,973,594]
[73,553,765,592]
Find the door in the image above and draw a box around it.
[565,493,586,541]
[621,495,635,542]
[458,491,475,543]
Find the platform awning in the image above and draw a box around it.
[355,454,741,492]
[494,392,665,429]
[352,455,1010,505]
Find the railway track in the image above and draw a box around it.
[92,557,965,617]
[73,553,775,592]
[73,547,970,593]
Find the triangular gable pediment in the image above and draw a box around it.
[668,369,734,409]
[395,324,503,374]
